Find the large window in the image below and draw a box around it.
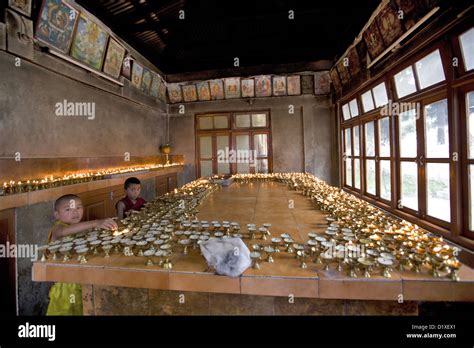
[339,26,474,249]
[196,112,271,176]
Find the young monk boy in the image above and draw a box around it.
[46,194,117,315]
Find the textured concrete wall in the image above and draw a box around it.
[169,95,337,186]
[0,51,167,158]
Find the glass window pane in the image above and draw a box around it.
[216,135,229,172]
[236,135,250,173]
[366,159,376,195]
[342,104,351,121]
[199,116,213,129]
[401,161,418,211]
[254,134,268,157]
[425,99,449,158]
[365,122,375,157]
[216,135,229,152]
[378,117,390,157]
[467,92,474,158]
[361,90,374,113]
[470,165,474,230]
[345,128,352,157]
[236,135,250,150]
[235,114,251,128]
[354,158,360,189]
[199,136,212,158]
[345,159,352,186]
[214,115,229,129]
[256,159,268,173]
[380,160,391,201]
[426,163,450,222]
[399,109,417,158]
[200,160,213,177]
[252,113,267,127]
[415,50,445,89]
[349,99,359,117]
[394,66,417,98]
[353,126,360,156]
[459,27,474,71]
[373,82,388,107]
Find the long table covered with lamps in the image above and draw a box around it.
[32,173,474,315]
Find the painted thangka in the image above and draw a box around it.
[182,84,198,102]
[255,76,272,97]
[197,81,211,101]
[121,56,132,80]
[272,76,287,96]
[149,73,160,98]
[241,78,255,98]
[140,67,153,93]
[103,38,125,79]
[376,4,404,47]
[346,47,360,77]
[158,79,167,102]
[168,83,183,103]
[70,14,108,70]
[287,75,301,95]
[363,20,385,59]
[209,79,225,100]
[131,61,143,89]
[224,78,241,99]
[314,71,330,95]
[35,0,79,54]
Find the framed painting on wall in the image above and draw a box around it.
[140,67,153,94]
[255,75,272,97]
[168,83,183,103]
[376,4,404,47]
[301,74,314,94]
[336,60,350,85]
[103,38,126,79]
[241,78,255,98]
[35,0,78,54]
[196,81,211,101]
[209,79,224,100]
[182,84,198,102]
[395,0,426,30]
[70,13,109,70]
[158,79,167,102]
[346,46,360,77]
[272,76,287,96]
[287,75,301,95]
[149,73,160,98]
[121,56,132,80]
[363,20,385,59]
[314,71,330,95]
[9,0,32,16]
[131,61,143,89]
[224,78,241,99]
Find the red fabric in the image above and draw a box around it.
[117,197,146,214]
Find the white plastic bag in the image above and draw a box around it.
[200,237,251,277]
